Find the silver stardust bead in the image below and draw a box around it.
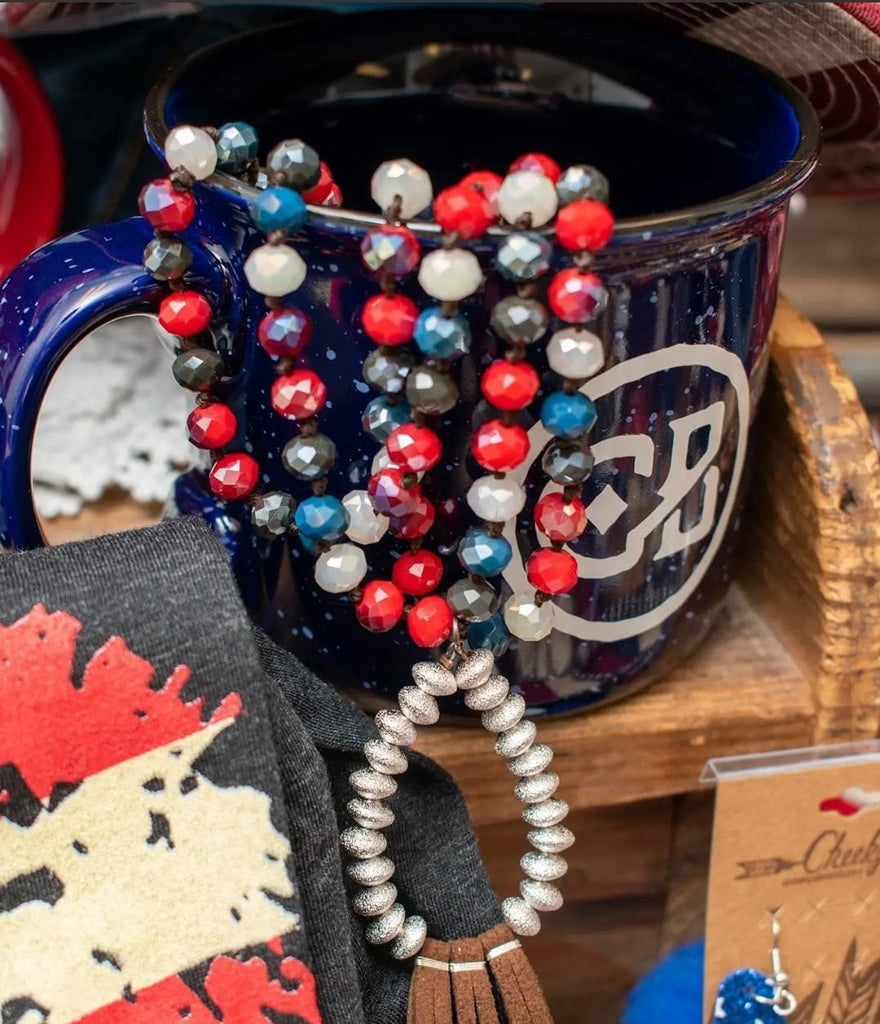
[397,685,440,725]
[482,693,526,733]
[455,649,494,690]
[521,851,568,882]
[520,878,564,913]
[366,902,406,944]
[347,856,396,887]
[528,825,575,854]
[365,739,408,775]
[412,661,457,697]
[522,797,569,829]
[347,797,395,830]
[353,881,398,917]
[350,768,398,801]
[389,915,428,960]
[495,720,537,759]
[501,896,541,937]
[464,674,510,711]
[375,709,418,747]
[340,826,388,859]
[514,772,560,804]
[507,743,553,777]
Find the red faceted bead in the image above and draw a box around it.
[159,290,212,337]
[472,419,530,472]
[271,370,327,420]
[510,152,562,182]
[356,579,405,633]
[360,224,420,277]
[138,178,196,232]
[527,548,578,595]
[302,161,334,203]
[434,184,494,239]
[392,549,444,596]
[407,595,454,648]
[362,293,418,345]
[324,183,343,207]
[547,269,607,324]
[555,199,615,253]
[258,307,312,358]
[460,170,503,217]
[534,492,588,542]
[367,466,421,517]
[209,453,259,500]
[386,424,442,473]
[187,402,237,450]
[481,360,540,411]
[389,494,436,539]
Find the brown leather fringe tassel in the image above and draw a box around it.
[407,939,454,1024]
[450,938,501,1024]
[480,924,555,1024]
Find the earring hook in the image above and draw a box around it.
[754,908,798,1017]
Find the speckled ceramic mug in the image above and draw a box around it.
[0,9,818,714]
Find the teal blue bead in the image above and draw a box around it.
[299,533,320,555]
[413,306,470,360]
[467,613,511,657]
[249,187,308,234]
[540,391,597,440]
[361,395,412,442]
[294,495,349,540]
[458,528,513,576]
[216,121,258,169]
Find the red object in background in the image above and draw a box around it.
[0,36,62,278]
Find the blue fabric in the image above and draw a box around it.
[621,941,704,1024]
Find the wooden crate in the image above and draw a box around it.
[417,298,880,1024]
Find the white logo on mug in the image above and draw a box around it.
[502,344,749,642]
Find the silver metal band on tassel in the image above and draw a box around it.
[341,646,574,959]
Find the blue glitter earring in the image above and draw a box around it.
[711,909,797,1023]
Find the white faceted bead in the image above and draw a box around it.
[547,328,605,380]
[315,543,367,594]
[467,476,526,523]
[164,125,217,179]
[389,915,428,960]
[371,158,433,220]
[504,593,555,641]
[244,243,307,296]
[521,851,568,882]
[502,895,541,937]
[418,247,483,302]
[343,490,388,545]
[520,878,564,913]
[497,170,559,227]
[371,447,394,475]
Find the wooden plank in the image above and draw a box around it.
[416,586,813,824]
[742,298,880,739]
[41,487,161,545]
[659,792,713,956]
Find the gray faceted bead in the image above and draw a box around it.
[172,348,224,391]
[362,396,413,441]
[541,442,595,486]
[556,164,610,206]
[251,490,296,538]
[282,433,336,480]
[446,578,499,623]
[496,232,552,282]
[405,366,458,415]
[144,237,192,281]
[490,296,548,345]
[363,348,414,395]
[267,138,321,191]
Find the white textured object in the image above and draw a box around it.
[244,244,307,296]
[315,543,367,593]
[497,170,558,227]
[32,316,195,520]
[343,490,388,545]
[371,158,433,220]
[418,248,483,301]
[164,125,217,179]
[467,475,526,523]
[546,327,605,379]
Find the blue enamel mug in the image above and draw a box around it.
[0,9,818,715]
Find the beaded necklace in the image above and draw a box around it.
[139,123,613,1017]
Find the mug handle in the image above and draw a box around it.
[0,217,226,549]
